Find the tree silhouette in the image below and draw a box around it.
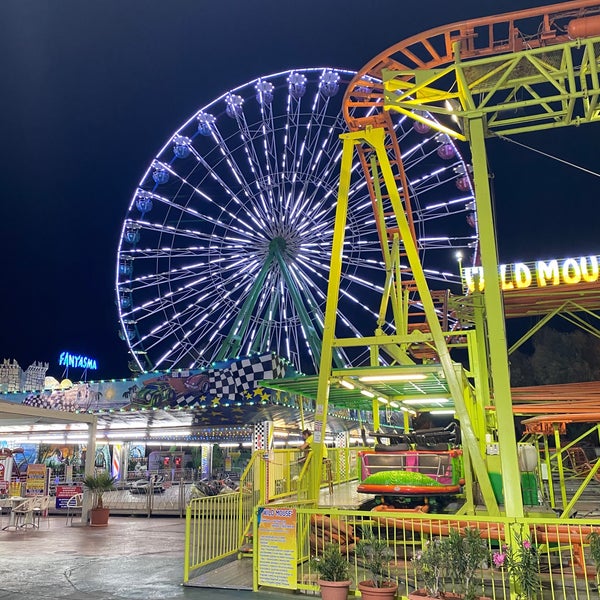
[510,328,600,386]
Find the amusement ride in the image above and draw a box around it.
[114,0,600,521]
[116,68,476,375]
[4,1,600,597]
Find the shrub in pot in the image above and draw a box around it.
[411,527,489,600]
[310,543,351,600]
[355,526,398,600]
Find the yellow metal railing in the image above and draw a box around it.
[185,449,600,598]
[184,447,363,582]
[268,447,362,501]
[184,453,261,582]
[254,506,600,599]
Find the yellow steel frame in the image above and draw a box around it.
[524,422,600,518]
[311,128,499,515]
[382,36,600,139]
[370,34,600,520]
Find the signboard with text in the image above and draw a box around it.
[257,507,297,589]
[463,254,600,293]
[55,484,83,509]
[25,464,47,496]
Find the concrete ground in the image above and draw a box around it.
[0,515,295,600]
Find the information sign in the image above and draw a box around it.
[257,507,297,588]
[25,464,46,496]
[56,484,83,509]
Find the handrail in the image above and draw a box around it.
[344,0,600,129]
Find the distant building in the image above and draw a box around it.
[0,359,48,393]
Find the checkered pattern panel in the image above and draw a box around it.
[172,394,196,408]
[22,393,76,411]
[253,421,269,451]
[209,353,286,398]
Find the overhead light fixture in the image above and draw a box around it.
[339,379,355,390]
[402,398,450,405]
[359,373,428,383]
[377,397,389,404]
[360,389,375,398]
[430,410,456,415]
[400,407,417,415]
[390,401,399,408]
[149,429,192,437]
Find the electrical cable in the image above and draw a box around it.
[495,133,600,179]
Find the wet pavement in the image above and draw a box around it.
[0,515,295,600]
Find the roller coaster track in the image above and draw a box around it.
[344,0,600,129]
[341,0,600,345]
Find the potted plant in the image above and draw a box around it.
[411,536,451,599]
[310,543,352,600]
[492,530,540,600]
[411,528,489,600]
[355,526,398,599]
[447,528,488,600]
[82,471,117,527]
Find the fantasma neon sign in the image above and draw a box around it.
[463,255,599,293]
[58,352,98,371]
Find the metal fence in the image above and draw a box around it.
[268,506,600,599]
[184,451,261,581]
[183,447,363,582]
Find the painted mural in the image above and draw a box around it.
[2,353,297,415]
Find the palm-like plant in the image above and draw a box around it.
[82,472,117,509]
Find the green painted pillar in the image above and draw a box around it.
[468,115,524,518]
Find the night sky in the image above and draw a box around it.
[1,0,597,381]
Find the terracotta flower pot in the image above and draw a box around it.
[318,579,351,600]
[357,580,398,600]
[90,507,110,527]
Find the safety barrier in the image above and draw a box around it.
[184,452,261,582]
[183,447,363,582]
[259,506,600,599]
[269,447,361,501]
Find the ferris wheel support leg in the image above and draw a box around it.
[468,115,524,519]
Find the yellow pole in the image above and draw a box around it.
[311,133,357,501]
[468,115,524,518]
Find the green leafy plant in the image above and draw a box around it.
[448,527,488,600]
[355,525,395,588]
[310,543,350,582]
[82,471,117,509]
[413,527,488,599]
[587,529,600,588]
[412,536,450,598]
[492,530,540,600]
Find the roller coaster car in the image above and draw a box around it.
[357,426,464,512]
[371,421,460,450]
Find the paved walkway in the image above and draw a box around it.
[0,515,294,600]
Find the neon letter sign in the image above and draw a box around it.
[464,254,600,293]
[58,352,98,370]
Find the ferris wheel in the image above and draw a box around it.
[116,68,476,375]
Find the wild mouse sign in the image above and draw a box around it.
[463,254,600,293]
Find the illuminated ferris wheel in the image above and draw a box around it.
[116,68,476,374]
